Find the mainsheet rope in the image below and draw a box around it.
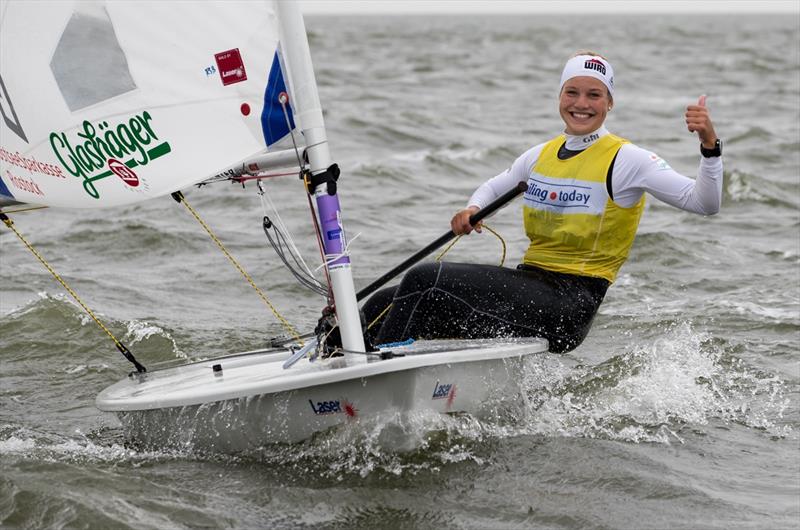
[0,213,146,373]
[435,223,507,265]
[366,223,508,332]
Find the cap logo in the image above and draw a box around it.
[584,58,607,76]
[560,55,615,97]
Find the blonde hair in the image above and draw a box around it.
[571,50,609,60]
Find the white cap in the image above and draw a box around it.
[559,55,615,97]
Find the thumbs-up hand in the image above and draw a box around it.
[685,94,718,149]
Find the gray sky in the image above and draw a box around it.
[297,0,800,15]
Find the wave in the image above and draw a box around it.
[60,221,209,256]
[518,322,793,444]
[0,425,150,465]
[724,169,800,208]
[0,294,185,365]
[766,249,800,263]
[343,117,435,148]
[233,322,792,480]
[727,126,773,143]
[5,323,788,481]
[628,231,697,266]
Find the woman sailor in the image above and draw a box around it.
[363,51,723,353]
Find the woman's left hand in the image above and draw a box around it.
[685,94,718,149]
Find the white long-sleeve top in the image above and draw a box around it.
[468,126,723,215]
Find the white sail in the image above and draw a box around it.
[0,0,296,208]
[1,0,552,449]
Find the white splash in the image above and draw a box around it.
[726,169,774,203]
[124,319,186,359]
[519,322,793,444]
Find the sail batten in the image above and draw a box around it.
[0,0,296,209]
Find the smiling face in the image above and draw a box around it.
[559,76,613,136]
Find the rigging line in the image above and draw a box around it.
[367,303,393,331]
[435,222,507,267]
[301,140,327,151]
[276,94,333,302]
[256,182,327,296]
[273,228,319,285]
[279,94,305,169]
[0,213,146,373]
[257,180,316,278]
[276,94,337,305]
[314,232,362,271]
[276,95,334,301]
[233,171,299,183]
[314,318,341,360]
[274,231,327,294]
[482,224,507,267]
[435,234,462,261]
[263,220,328,296]
[0,205,49,214]
[171,191,303,346]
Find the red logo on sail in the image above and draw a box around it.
[215,48,248,86]
[108,158,139,187]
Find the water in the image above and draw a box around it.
[2,14,799,529]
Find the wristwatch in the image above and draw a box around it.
[700,138,722,158]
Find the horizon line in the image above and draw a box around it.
[298,1,800,15]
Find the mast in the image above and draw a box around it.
[275,2,366,352]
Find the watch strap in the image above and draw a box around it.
[700,138,722,158]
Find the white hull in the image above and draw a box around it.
[96,338,548,451]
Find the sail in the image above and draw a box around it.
[0,0,296,209]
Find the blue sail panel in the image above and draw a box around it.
[0,175,15,199]
[261,51,295,148]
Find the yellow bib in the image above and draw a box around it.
[522,134,645,283]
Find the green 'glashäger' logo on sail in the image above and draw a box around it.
[49,111,171,199]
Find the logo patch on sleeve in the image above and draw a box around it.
[649,153,672,171]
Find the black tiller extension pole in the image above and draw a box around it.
[356,181,527,301]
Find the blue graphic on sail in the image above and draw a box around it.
[0,175,15,199]
[261,50,295,147]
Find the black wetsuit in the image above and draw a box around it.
[362,261,609,353]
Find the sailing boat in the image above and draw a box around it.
[0,0,547,451]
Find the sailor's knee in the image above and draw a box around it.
[400,262,441,291]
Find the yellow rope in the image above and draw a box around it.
[435,234,462,261]
[173,192,303,345]
[0,205,49,214]
[368,223,508,335]
[1,215,128,352]
[367,302,393,330]
[482,224,507,266]
[435,222,507,266]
